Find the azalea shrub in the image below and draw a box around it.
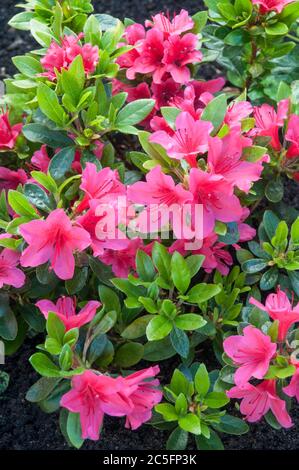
[1,0,299,450]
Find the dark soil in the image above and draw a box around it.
[0,0,299,452]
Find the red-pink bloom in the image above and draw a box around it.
[252,0,295,14]
[207,132,267,192]
[250,287,299,342]
[31,145,51,173]
[286,114,299,159]
[130,29,166,83]
[0,167,27,192]
[60,371,132,441]
[117,366,162,430]
[224,325,276,386]
[151,78,183,109]
[0,112,22,149]
[224,101,253,129]
[100,238,145,278]
[253,99,289,151]
[162,34,202,84]
[41,35,99,81]
[0,248,25,288]
[76,204,128,258]
[150,111,213,167]
[145,10,194,36]
[195,233,233,275]
[77,163,125,213]
[36,296,100,331]
[20,209,91,280]
[227,380,293,428]
[116,23,145,75]
[189,167,243,236]
[127,165,192,206]
[283,367,299,402]
[234,207,256,248]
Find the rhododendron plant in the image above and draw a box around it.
[1,0,299,452]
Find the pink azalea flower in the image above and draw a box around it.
[77,163,125,213]
[0,167,27,192]
[224,101,253,129]
[250,287,299,342]
[41,35,99,81]
[145,10,194,36]
[60,371,132,441]
[76,205,128,258]
[207,132,267,192]
[100,238,144,278]
[189,167,243,236]
[286,114,299,159]
[252,0,295,14]
[127,165,193,238]
[227,380,293,428]
[253,99,289,151]
[20,209,91,280]
[130,29,166,83]
[151,78,183,109]
[191,78,226,98]
[127,165,192,206]
[150,111,213,167]
[0,248,25,288]
[224,325,276,386]
[234,207,256,248]
[162,34,202,84]
[36,296,100,331]
[283,367,299,402]
[31,145,51,173]
[117,366,162,430]
[195,233,233,275]
[116,23,145,75]
[0,112,22,149]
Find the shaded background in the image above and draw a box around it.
[0,0,299,451]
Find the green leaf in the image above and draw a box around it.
[213,414,249,435]
[171,251,191,294]
[170,369,192,396]
[194,364,210,397]
[265,22,289,36]
[291,217,299,246]
[46,312,65,344]
[195,429,224,450]
[185,254,205,278]
[115,99,155,127]
[152,242,171,283]
[29,353,61,377]
[143,336,176,361]
[24,183,54,212]
[242,258,268,274]
[8,11,34,30]
[260,267,279,291]
[114,342,144,367]
[23,124,73,147]
[155,403,178,421]
[265,178,284,203]
[138,297,158,314]
[161,107,181,129]
[26,377,61,402]
[67,412,84,449]
[288,271,299,297]
[95,310,117,334]
[48,147,75,180]
[136,250,156,281]
[61,55,85,105]
[8,190,38,218]
[0,371,10,395]
[0,308,18,341]
[187,283,222,303]
[263,210,280,240]
[174,314,206,331]
[204,391,229,408]
[166,427,188,450]
[121,315,154,339]
[201,94,227,131]
[146,315,173,341]
[178,414,201,435]
[12,55,42,77]
[170,327,189,358]
[37,83,67,126]
[98,285,121,314]
[66,267,89,295]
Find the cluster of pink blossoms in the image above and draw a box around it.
[41,34,99,81]
[60,367,162,441]
[223,287,299,428]
[252,0,295,14]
